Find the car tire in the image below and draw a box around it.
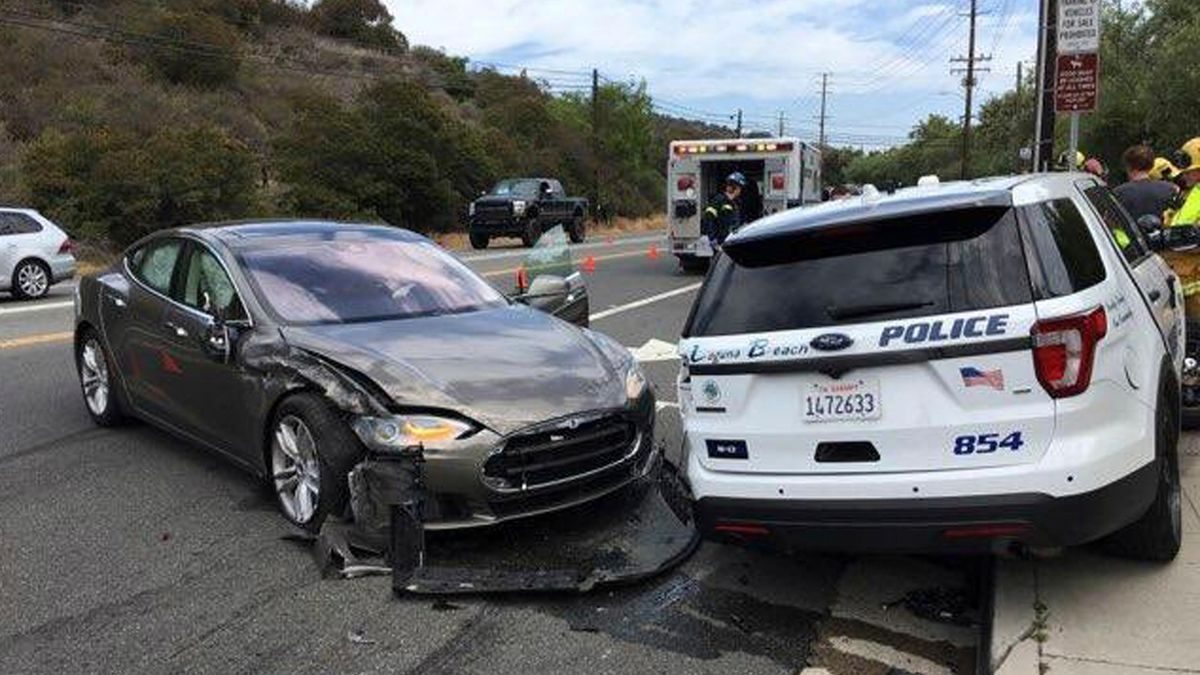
[12,259,51,300]
[568,216,586,244]
[521,219,541,248]
[76,329,126,427]
[1182,319,1200,429]
[1102,374,1183,562]
[469,232,489,250]
[268,393,364,533]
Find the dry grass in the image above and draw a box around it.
[433,216,665,252]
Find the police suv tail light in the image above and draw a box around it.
[1032,307,1107,398]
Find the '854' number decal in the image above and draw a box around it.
[953,432,1025,456]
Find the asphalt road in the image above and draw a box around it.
[0,231,979,675]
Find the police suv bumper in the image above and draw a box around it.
[695,459,1159,554]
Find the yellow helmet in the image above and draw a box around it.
[1150,157,1180,181]
[1058,150,1085,170]
[1172,138,1200,174]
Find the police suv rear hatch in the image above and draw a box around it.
[678,191,1056,475]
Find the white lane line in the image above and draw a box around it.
[589,283,701,322]
[0,300,74,317]
[458,233,664,262]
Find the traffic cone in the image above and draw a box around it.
[581,255,597,273]
[515,265,529,292]
[647,244,660,261]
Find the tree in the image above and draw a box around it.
[308,0,407,52]
[141,12,242,88]
[273,79,496,232]
[23,126,258,244]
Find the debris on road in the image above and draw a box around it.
[884,587,977,627]
[347,629,376,645]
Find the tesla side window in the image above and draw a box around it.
[239,233,507,324]
[181,245,245,320]
[131,239,184,295]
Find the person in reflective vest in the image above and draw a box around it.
[701,172,746,246]
[1171,138,1200,226]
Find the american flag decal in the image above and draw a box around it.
[960,367,1005,391]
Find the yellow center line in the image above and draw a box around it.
[0,331,73,351]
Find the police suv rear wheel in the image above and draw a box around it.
[1103,376,1182,562]
[469,232,489,250]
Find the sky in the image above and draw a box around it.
[386,0,1040,149]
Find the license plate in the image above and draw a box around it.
[803,378,881,423]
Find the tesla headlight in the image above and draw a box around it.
[512,199,528,216]
[625,363,648,401]
[351,414,473,453]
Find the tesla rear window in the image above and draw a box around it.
[239,234,506,324]
[686,207,1033,337]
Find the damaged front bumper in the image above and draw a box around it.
[313,454,699,595]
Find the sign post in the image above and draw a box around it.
[1055,0,1101,172]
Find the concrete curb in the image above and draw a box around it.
[989,557,1042,674]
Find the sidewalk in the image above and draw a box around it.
[991,434,1200,674]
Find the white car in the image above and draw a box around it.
[0,207,76,299]
[678,174,1184,560]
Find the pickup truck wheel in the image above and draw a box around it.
[1102,373,1182,562]
[568,216,586,244]
[521,220,541,248]
[469,232,489,250]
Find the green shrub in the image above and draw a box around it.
[24,126,259,244]
[142,12,242,88]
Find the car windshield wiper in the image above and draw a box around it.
[826,300,936,321]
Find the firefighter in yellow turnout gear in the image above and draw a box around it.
[1172,139,1200,226]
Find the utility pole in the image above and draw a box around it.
[1015,60,1024,172]
[735,109,743,137]
[817,72,830,148]
[591,68,599,220]
[778,111,785,137]
[1033,0,1058,172]
[951,0,990,180]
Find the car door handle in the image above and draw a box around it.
[164,321,189,339]
[1149,289,1163,302]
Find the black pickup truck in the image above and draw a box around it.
[468,178,589,249]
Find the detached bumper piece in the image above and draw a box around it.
[311,456,699,595]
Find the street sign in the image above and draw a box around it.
[1055,53,1099,113]
[1058,0,1102,54]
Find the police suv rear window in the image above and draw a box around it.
[1016,199,1106,298]
[685,207,1033,337]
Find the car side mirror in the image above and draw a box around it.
[1146,229,1165,251]
[513,274,589,327]
[202,319,231,363]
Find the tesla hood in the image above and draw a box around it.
[280,306,628,435]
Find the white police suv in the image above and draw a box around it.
[678,174,1185,560]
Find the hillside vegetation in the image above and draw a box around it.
[0,0,726,246]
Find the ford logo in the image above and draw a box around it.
[810,333,854,352]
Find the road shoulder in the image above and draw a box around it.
[992,438,1200,674]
